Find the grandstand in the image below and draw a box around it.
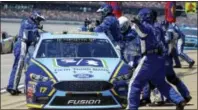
[1,1,197,26]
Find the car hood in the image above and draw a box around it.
[185,35,197,38]
[35,58,122,81]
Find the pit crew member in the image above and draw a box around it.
[118,16,141,68]
[140,10,192,106]
[7,10,45,95]
[126,8,186,110]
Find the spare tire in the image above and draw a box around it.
[0,43,2,54]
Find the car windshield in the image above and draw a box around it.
[181,28,197,36]
[36,38,118,58]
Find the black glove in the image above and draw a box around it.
[95,20,100,26]
[131,17,141,26]
[112,67,135,82]
[84,18,92,26]
[37,24,43,30]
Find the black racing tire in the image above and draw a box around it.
[0,44,2,54]
[10,42,14,53]
[28,108,43,110]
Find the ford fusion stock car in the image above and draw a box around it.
[25,32,131,109]
[180,26,198,50]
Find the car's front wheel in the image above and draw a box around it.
[28,108,42,110]
[10,42,14,53]
[0,44,2,54]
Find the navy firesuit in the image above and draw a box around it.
[122,27,141,68]
[168,23,194,67]
[126,8,184,110]
[81,25,88,31]
[94,10,122,57]
[141,22,191,103]
[94,15,122,43]
[80,18,92,32]
[7,18,40,91]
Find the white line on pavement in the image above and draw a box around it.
[1,84,24,94]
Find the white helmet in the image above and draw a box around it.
[118,16,130,33]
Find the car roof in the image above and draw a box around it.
[40,31,109,40]
[180,27,197,30]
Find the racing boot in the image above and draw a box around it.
[173,65,182,68]
[189,61,195,68]
[148,101,165,106]
[164,99,173,103]
[184,95,192,104]
[139,98,151,106]
[176,101,186,110]
[6,88,22,95]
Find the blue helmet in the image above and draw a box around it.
[137,8,154,23]
[30,10,45,24]
[97,4,113,17]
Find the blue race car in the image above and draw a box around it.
[180,26,198,50]
[25,31,131,109]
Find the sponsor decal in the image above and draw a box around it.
[185,2,197,14]
[67,100,101,105]
[27,81,37,103]
[55,58,104,67]
[40,87,48,94]
[27,87,34,97]
[92,68,109,72]
[73,73,94,79]
[55,68,71,72]
[50,96,116,105]
[73,68,91,71]
[27,83,36,99]
[28,97,33,103]
[54,67,109,73]
[61,59,77,63]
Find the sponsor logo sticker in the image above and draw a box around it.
[67,100,101,105]
[73,73,93,79]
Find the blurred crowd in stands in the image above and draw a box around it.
[1,1,197,27]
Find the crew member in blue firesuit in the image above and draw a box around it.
[118,16,141,68]
[80,18,92,31]
[140,10,192,106]
[126,8,186,110]
[160,20,181,68]
[94,3,122,44]
[7,11,45,95]
[165,21,195,68]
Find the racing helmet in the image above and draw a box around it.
[136,8,154,24]
[97,4,113,17]
[118,16,130,33]
[30,10,45,25]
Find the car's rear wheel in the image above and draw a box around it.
[0,44,2,54]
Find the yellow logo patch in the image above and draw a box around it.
[185,2,197,14]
